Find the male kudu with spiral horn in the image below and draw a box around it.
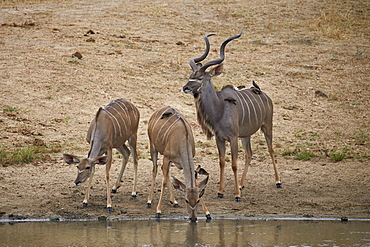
[183,32,282,202]
[63,98,140,212]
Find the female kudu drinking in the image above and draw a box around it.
[63,98,140,212]
[147,106,210,222]
[183,32,282,202]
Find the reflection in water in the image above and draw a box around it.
[1,218,369,246]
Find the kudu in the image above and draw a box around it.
[147,106,211,222]
[183,32,282,202]
[63,98,140,212]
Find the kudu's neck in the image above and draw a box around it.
[198,77,224,125]
[178,121,196,188]
[87,127,106,159]
[180,153,196,188]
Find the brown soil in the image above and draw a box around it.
[0,0,369,221]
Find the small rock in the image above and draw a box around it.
[283,105,298,110]
[315,90,328,98]
[72,52,82,59]
[86,37,95,42]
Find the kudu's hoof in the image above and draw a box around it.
[107,207,113,213]
[147,203,152,208]
[206,214,212,222]
[217,193,224,198]
[131,194,137,198]
[170,201,179,208]
[276,183,282,188]
[82,203,88,208]
[235,197,241,202]
[111,186,120,193]
[155,213,161,219]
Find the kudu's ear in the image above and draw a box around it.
[63,153,80,164]
[93,155,108,165]
[195,165,209,179]
[171,176,186,193]
[209,64,223,77]
[198,176,209,198]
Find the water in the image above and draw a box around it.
[1,218,369,246]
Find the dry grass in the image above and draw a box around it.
[311,2,370,39]
[0,0,72,5]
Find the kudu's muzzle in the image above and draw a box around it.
[74,168,92,186]
[183,85,192,94]
[183,82,201,96]
[188,203,198,222]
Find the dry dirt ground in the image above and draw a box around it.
[0,0,369,221]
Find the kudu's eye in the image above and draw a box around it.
[185,199,189,204]
[85,166,90,170]
[197,199,200,204]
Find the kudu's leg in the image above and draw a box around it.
[230,138,241,201]
[166,162,177,207]
[194,175,211,220]
[112,145,130,193]
[105,149,113,212]
[129,134,139,197]
[147,148,158,208]
[240,136,252,190]
[216,139,226,198]
[193,173,211,220]
[156,157,171,218]
[261,124,282,188]
[200,198,211,220]
[82,165,96,207]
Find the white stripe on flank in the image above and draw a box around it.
[238,91,252,127]
[233,93,245,124]
[151,108,168,137]
[116,101,131,126]
[243,91,258,126]
[153,108,172,144]
[103,108,122,138]
[128,102,138,122]
[115,102,130,131]
[104,110,118,137]
[256,93,266,123]
[161,115,180,145]
[261,92,271,111]
[250,92,263,125]
[111,105,128,134]
[257,93,266,113]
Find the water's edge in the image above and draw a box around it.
[1,216,369,223]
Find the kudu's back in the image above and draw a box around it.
[219,85,273,137]
[87,98,140,158]
[148,106,195,166]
